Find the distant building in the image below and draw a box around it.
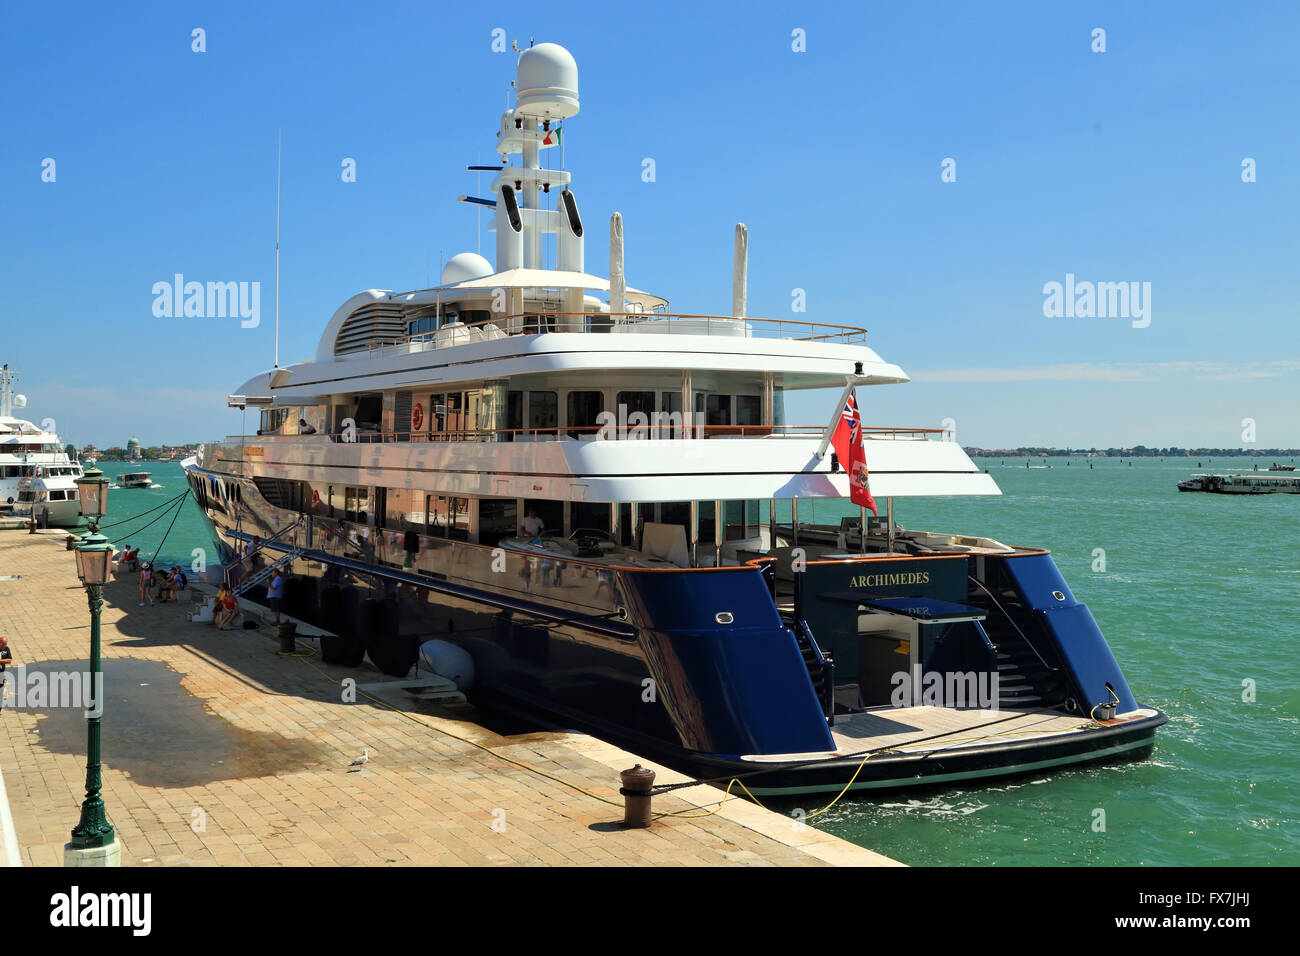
[81,444,99,458]
[127,437,142,460]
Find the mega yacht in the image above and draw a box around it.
[1,364,86,526]
[184,43,1165,794]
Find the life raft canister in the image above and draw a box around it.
[412,402,424,430]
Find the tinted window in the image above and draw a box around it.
[567,391,604,435]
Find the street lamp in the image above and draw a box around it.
[67,466,119,865]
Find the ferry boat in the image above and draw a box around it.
[117,472,153,488]
[1,364,85,524]
[183,43,1165,794]
[1178,473,1300,494]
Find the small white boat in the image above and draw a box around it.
[14,462,86,527]
[117,472,152,488]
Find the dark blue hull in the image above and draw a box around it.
[183,462,1165,795]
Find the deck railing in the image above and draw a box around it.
[346,311,868,361]
[228,424,950,445]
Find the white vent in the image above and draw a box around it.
[333,302,407,356]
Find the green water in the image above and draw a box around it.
[94,461,211,571]
[803,456,1300,866]
[95,458,1300,865]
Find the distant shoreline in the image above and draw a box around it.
[967,448,1299,458]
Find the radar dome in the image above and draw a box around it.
[13,395,26,408]
[515,43,579,121]
[441,252,494,286]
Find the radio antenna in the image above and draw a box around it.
[274,129,282,368]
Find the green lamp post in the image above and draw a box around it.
[68,466,118,864]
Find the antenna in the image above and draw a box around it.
[274,129,282,368]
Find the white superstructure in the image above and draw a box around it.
[194,42,998,567]
[1,364,83,521]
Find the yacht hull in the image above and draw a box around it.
[183,459,1165,796]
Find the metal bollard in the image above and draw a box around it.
[620,764,655,828]
[66,535,76,551]
[277,621,298,654]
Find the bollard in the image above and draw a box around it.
[28,519,36,534]
[66,535,75,551]
[620,764,655,828]
[277,621,298,654]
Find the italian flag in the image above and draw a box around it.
[542,127,562,146]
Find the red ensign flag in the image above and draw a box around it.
[831,390,878,515]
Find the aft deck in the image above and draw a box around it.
[741,705,1162,762]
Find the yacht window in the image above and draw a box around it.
[478,498,517,546]
[736,395,761,427]
[352,395,382,435]
[567,391,604,438]
[505,391,524,438]
[705,394,731,427]
[617,391,655,436]
[409,315,438,336]
[429,393,445,437]
[427,495,470,540]
[259,408,290,433]
[570,502,611,535]
[658,391,693,439]
[445,393,465,434]
[528,391,558,435]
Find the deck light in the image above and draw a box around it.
[74,465,108,521]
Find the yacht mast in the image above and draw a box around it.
[274,130,282,368]
[0,365,13,418]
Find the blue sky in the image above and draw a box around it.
[2,1,1297,449]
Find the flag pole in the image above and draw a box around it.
[815,377,857,461]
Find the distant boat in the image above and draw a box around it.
[1,363,85,523]
[1268,464,1295,471]
[117,471,152,488]
[1178,474,1300,494]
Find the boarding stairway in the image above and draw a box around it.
[225,518,307,597]
[967,578,1067,709]
[791,619,835,721]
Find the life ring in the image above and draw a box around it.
[412,403,424,430]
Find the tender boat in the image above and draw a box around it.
[117,472,153,488]
[183,43,1165,795]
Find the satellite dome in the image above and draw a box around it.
[12,394,26,409]
[515,43,579,121]
[441,252,494,286]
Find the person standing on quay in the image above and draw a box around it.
[0,635,15,711]
[267,568,285,625]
